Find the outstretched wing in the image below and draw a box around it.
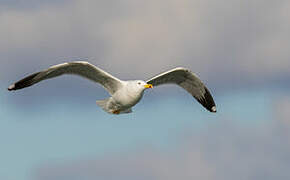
[146,67,216,112]
[8,61,123,95]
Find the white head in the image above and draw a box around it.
[126,80,153,94]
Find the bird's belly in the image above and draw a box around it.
[113,93,142,110]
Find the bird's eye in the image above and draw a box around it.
[138,82,141,85]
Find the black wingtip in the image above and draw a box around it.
[8,72,41,91]
[197,87,217,113]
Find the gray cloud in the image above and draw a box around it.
[0,0,69,11]
[34,97,290,180]
[1,0,290,88]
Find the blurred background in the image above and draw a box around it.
[1,0,290,179]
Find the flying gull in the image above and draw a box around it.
[8,61,216,114]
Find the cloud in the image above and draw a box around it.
[0,0,69,11]
[273,96,290,128]
[1,0,290,89]
[34,98,290,180]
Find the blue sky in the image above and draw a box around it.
[2,87,290,180]
[1,0,290,180]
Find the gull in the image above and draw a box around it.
[8,61,216,114]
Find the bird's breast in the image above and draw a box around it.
[113,89,143,108]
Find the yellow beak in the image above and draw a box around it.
[144,84,153,89]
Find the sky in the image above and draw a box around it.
[0,0,290,180]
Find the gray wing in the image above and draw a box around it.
[146,67,216,113]
[8,61,123,95]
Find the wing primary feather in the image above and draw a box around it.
[196,86,216,113]
[146,67,216,113]
[7,61,123,95]
[8,72,41,91]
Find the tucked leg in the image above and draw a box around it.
[112,110,121,114]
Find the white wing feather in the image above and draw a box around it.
[8,61,123,95]
[146,67,216,112]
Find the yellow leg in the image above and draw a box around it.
[112,110,120,114]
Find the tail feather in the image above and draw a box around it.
[96,98,116,114]
[96,98,133,114]
[96,98,110,111]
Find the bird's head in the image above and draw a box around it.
[127,80,153,93]
[136,80,153,90]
